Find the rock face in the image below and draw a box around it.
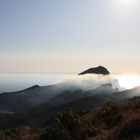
[79,66,110,75]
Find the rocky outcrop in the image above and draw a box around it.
[79,65,110,75]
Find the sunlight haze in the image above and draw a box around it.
[0,0,140,73]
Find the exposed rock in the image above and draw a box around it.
[79,66,110,75]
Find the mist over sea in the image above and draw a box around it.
[0,74,73,93]
[0,73,140,93]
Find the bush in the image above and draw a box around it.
[119,116,140,139]
[0,131,11,140]
[81,121,98,138]
[0,131,6,140]
[40,125,72,140]
[40,107,98,140]
[100,102,122,126]
[0,128,21,140]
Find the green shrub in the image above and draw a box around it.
[0,131,6,140]
[81,121,98,138]
[119,116,140,139]
[0,128,21,140]
[40,126,72,140]
[40,107,98,140]
[100,102,122,126]
[5,135,11,140]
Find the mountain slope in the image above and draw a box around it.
[0,97,139,140]
[82,96,140,140]
[0,84,61,112]
[0,84,140,129]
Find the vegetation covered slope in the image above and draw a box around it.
[82,96,140,140]
[0,96,139,140]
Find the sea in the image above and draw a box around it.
[0,74,73,93]
[0,73,140,93]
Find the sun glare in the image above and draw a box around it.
[116,75,140,89]
[120,0,136,6]
[111,0,138,16]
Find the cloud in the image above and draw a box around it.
[55,74,122,92]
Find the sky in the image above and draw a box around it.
[0,0,140,74]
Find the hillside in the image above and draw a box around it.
[0,97,139,140]
[0,84,140,130]
[82,96,140,140]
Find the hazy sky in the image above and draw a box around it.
[0,0,140,74]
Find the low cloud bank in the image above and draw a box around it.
[55,74,122,92]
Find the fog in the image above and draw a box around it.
[1,73,140,94]
[55,74,122,92]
